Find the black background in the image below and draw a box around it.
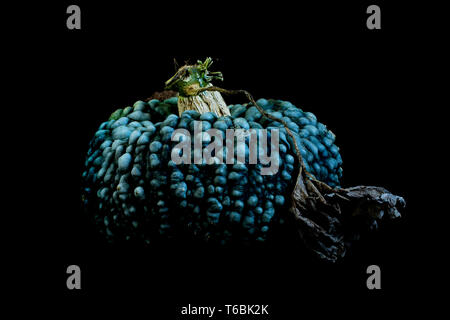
[10,1,445,318]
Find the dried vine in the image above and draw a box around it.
[196,86,406,262]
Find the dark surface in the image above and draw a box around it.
[12,1,443,318]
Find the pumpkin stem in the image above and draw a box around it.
[165,58,230,117]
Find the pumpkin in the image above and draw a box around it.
[82,58,404,262]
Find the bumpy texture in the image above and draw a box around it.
[81,97,343,244]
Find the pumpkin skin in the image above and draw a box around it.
[81,97,343,245]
